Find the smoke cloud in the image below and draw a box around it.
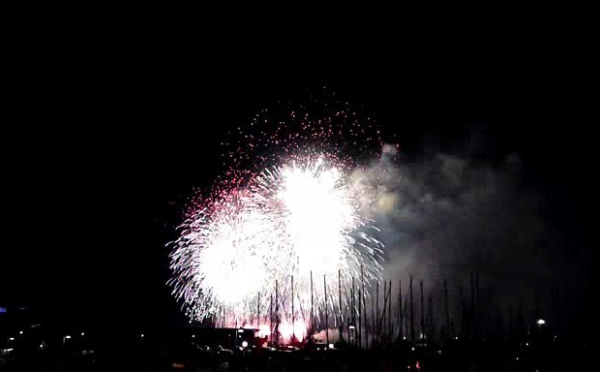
[354,143,571,307]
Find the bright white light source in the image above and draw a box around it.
[537,319,546,325]
[140,334,144,338]
[65,335,71,339]
[169,156,384,327]
[257,325,270,338]
[241,341,248,348]
[8,338,15,341]
[328,343,334,349]
[81,332,85,336]
[19,331,23,335]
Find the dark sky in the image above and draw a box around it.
[1,23,596,329]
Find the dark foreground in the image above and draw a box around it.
[0,329,593,371]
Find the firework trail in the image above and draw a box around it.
[169,94,388,336]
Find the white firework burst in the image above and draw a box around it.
[169,155,384,333]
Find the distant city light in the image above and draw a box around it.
[537,319,546,325]
[19,331,23,335]
[241,341,248,348]
[81,332,85,336]
[140,334,145,338]
[328,343,334,349]
[8,338,15,341]
[65,335,71,339]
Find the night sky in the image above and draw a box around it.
[1,25,596,332]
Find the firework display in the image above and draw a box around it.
[169,98,387,337]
